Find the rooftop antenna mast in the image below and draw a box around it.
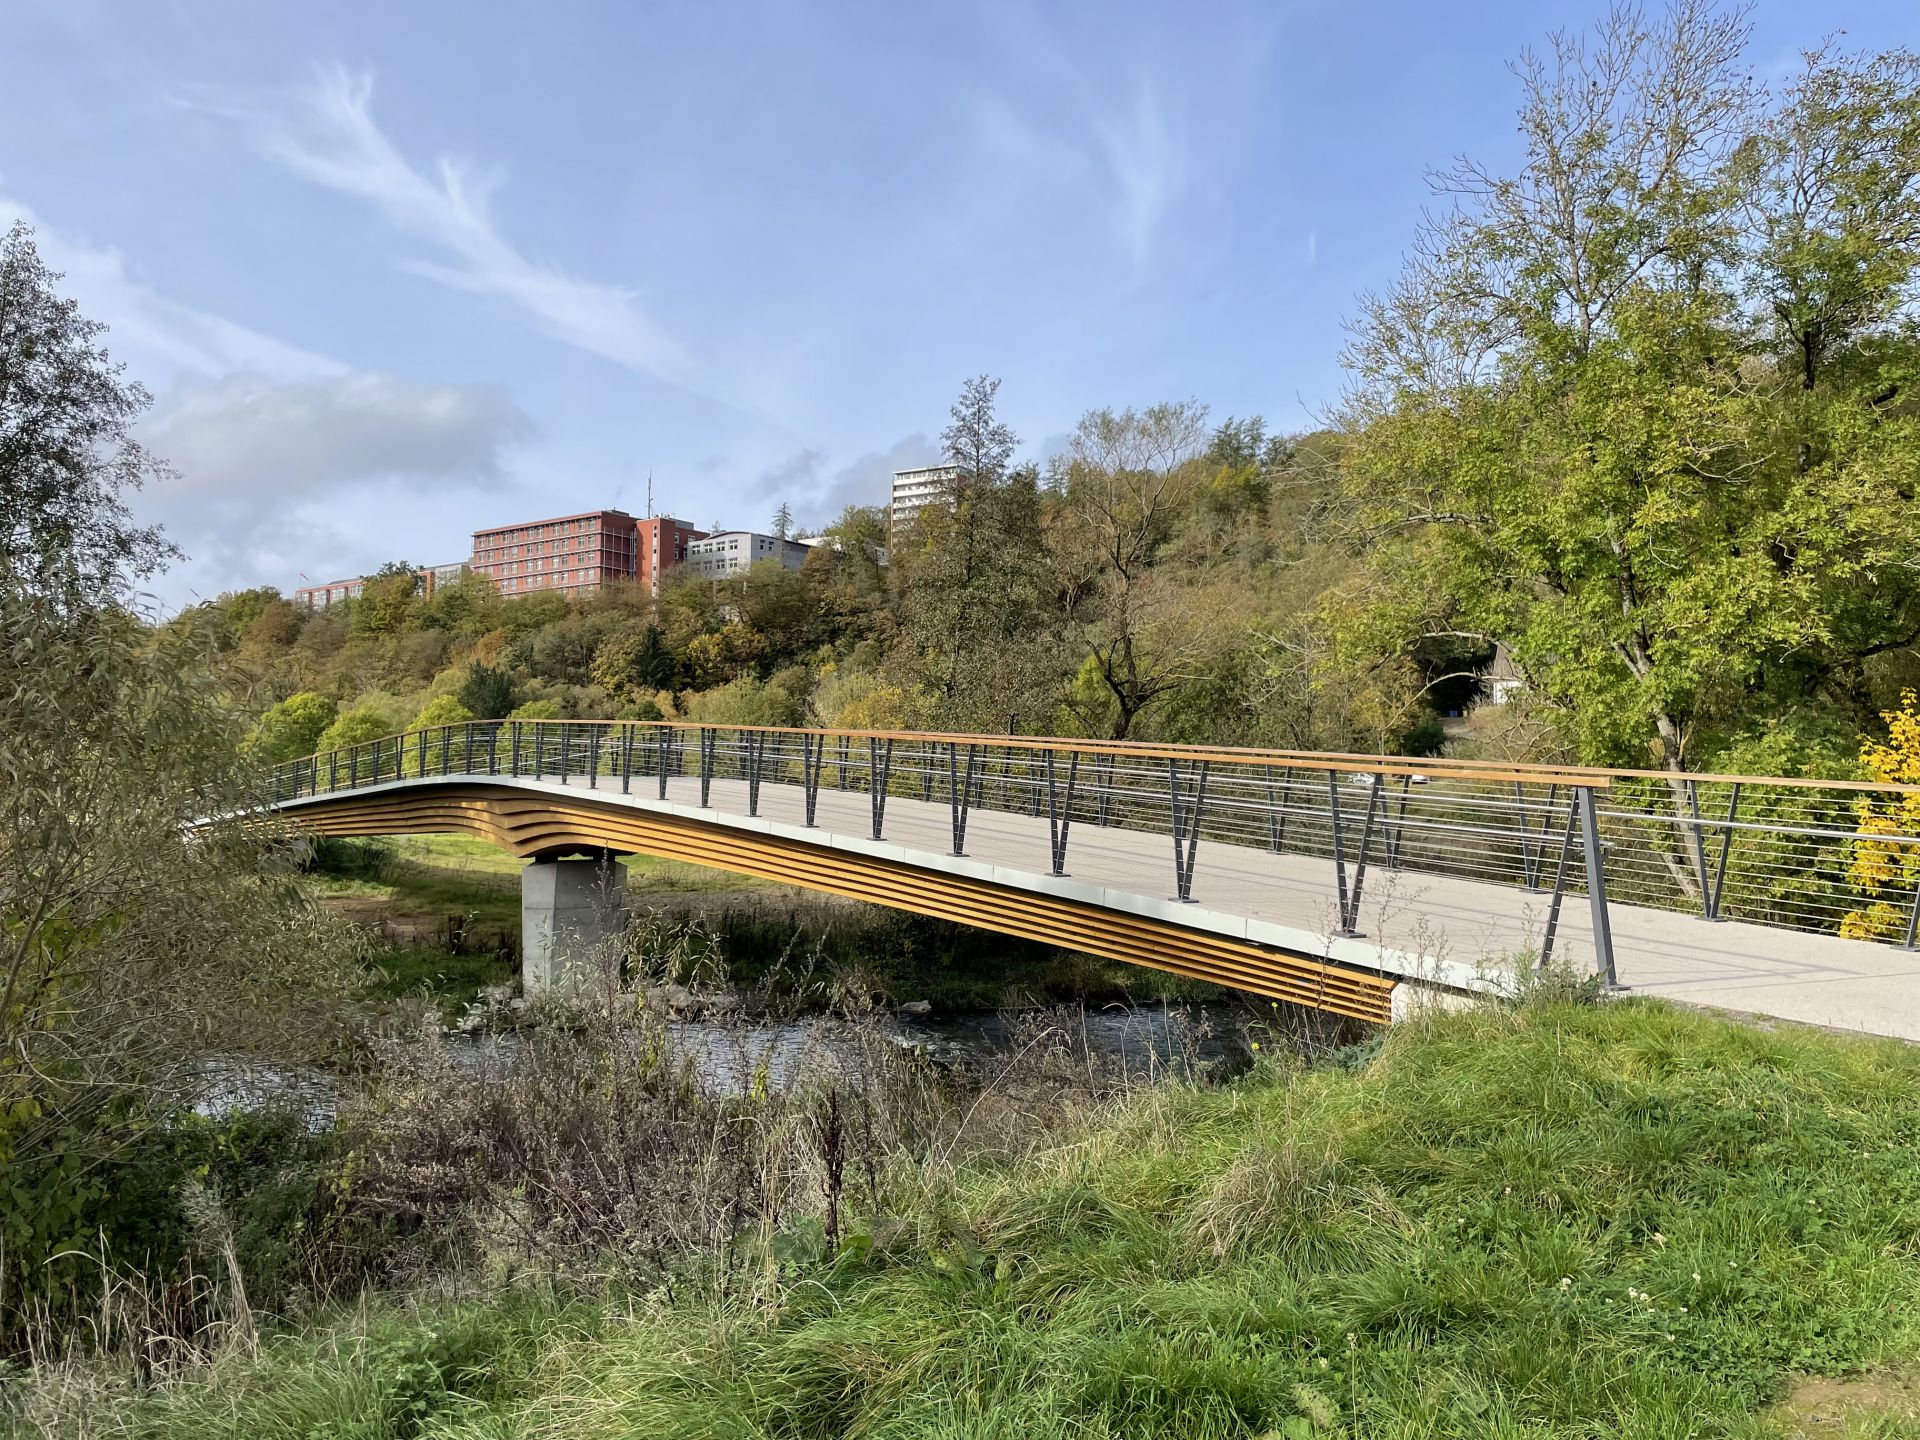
[646,471,654,519]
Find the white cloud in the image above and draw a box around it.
[794,434,941,526]
[0,194,533,605]
[143,372,530,501]
[212,68,691,383]
[1089,78,1182,269]
[139,372,532,599]
[1,192,333,383]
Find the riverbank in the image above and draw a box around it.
[25,996,1920,1438]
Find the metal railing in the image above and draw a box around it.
[268,720,1920,986]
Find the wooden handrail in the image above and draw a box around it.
[272,717,1920,797]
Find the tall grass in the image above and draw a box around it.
[22,998,1920,1437]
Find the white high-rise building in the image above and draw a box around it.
[889,464,962,536]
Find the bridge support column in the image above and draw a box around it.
[521,853,627,992]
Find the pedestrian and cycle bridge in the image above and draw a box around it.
[264,720,1920,1038]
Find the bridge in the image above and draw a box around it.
[264,720,1920,1037]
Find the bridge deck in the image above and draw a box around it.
[485,770,1920,1043]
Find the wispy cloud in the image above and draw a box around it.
[1,192,334,382]
[202,67,691,383]
[0,193,533,603]
[1088,77,1182,269]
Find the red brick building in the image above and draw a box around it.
[634,515,704,596]
[470,509,704,599]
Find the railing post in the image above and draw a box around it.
[868,738,893,839]
[1536,796,1580,969]
[657,726,672,801]
[510,722,522,776]
[1343,774,1384,927]
[948,743,975,855]
[559,726,573,782]
[1328,772,1355,936]
[588,731,600,789]
[1705,783,1741,922]
[1683,779,1714,912]
[1046,750,1078,876]
[747,731,765,816]
[1386,773,1414,869]
[1167,758,1208,903]
[1265,767,1290,853]
[329,751,338,792]
[1516,781,1540,890]
[620,727,633,794]
[699,728,715,807]
[802,733,822,826]
[1577,785,1621,989]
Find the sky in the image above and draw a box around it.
[5,0,1919,610]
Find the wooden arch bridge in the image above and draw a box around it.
[266,720,1920,1037]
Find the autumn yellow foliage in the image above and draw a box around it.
[1841,690,1920,940]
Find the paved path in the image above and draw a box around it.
[495,769,1920,1043]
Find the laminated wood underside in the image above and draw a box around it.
[289,784,1397,1024]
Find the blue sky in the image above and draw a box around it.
[5,0,1918,609]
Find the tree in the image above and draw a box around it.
[315,702,399,753]
[459,661,518,719]
[1338,6,1920,784]
[0,222,177,603]
[352,561,421,637]
[943,374,1017,496]
[247,690,338,763]
[893,463,1063,730]
[1049,401,1217,738]
[412,694,475,729]
[591,626,676,698]
[893,379,1064,728]
[771,502,794,540]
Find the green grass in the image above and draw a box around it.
[40,997,1920,1437]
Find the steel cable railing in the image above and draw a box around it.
[268,719,1920,985]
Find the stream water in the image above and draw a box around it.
[198,1000,1277,1123]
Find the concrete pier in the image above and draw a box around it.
[520,853,627,991]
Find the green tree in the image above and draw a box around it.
[315,702,399,753]
[1049,401,1220,739]
[0,231,358,1341]
[350,561,421,637]
[591,625,675,698]
[684,675,804,727]
[412,694,474,729]
[458,661,518,719]
[247,690,338,762]
[894,378,1063,729]
[1338,7,1920,781]
[0,222,176,604]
